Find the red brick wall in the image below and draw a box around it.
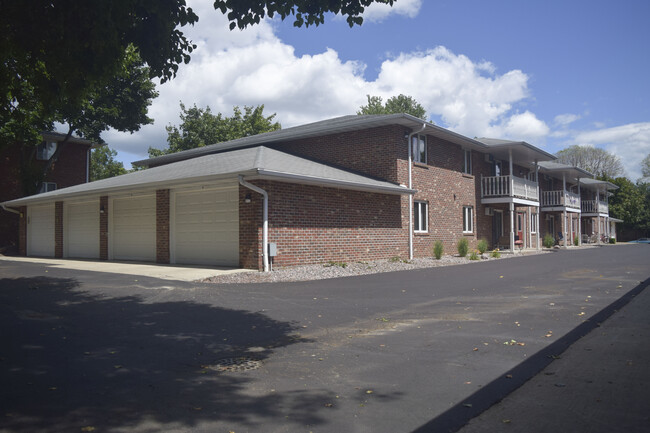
[55,201,63,258]
[409,139,485,256]
[239,180,406,270]
[100,196,108,260]
[156,189,170,264]
[270,125,406,183]
[0,141,90,251]
[18,206,26,256]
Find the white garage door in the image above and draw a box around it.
[174,187,239,266]
[111,195,156,261]
[65,201,99,259]
[27,204,55,257]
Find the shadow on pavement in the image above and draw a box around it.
[411,276,650,433]
[0,276,321,432]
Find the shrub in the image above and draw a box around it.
[543,234,555,248]
[469,250,480,260]
[433,240,444,260]
[477,239,488,254]
[609,237,616,244]
[324,261,347,268]
[573,235,579,246]
[490,249,501,259]
[457,238,469,257]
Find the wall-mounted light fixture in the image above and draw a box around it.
[244,193,252,203]
[100,205,105,214]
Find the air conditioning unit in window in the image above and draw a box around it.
[485,207,494,216]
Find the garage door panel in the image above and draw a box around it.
[65,201,99,258]
[174,188,239,266]
[27,204,55,257]
[112,196,156,261]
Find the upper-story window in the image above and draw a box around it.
[36,141,57,160]
[463,149,472,174]
[38,182,57,193]
[412,134,427,164]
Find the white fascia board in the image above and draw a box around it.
[254,169,416,195]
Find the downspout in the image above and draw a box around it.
[407,123,426,260]
[1,204,21,215]
[238,175,269,272]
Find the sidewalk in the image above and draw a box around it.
[455,279,650,433]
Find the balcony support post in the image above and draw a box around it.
[563,173,568,247]
[577,178,582,246]
[509,202,515,252]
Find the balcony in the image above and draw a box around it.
[582,200,608,214]
[541,190,581,210]
[481,175,539,202]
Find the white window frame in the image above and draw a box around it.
[463,149,472,174]
[414,201,428,233]
[531,213,537,234]
[412,134,427,164]
[38,182,57,194]
[36,141,57,160]
[463,206,474,233]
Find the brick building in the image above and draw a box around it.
[1,114,616,270]
[0,132,95,253]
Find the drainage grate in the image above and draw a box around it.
[204,357,262,373]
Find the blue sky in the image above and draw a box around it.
[103,0,650,180]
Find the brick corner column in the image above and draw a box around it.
[156,189,170,264]
[18,206,27,256]
[55,201,63,258]
[99,196,109,260]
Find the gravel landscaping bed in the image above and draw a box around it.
[201,250,551,284]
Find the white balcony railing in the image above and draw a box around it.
[581,200,608,214]
[482,175,539,201]
[541,190,581,209]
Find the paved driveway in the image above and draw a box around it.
[0,245,648,433]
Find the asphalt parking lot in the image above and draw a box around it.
[0,245,648,433]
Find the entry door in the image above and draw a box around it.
[516,212,525,244]
[492,211,503,247]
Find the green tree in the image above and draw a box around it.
[357,94,427,120]
[90,146,128,181]
[12,46,158,195]
[641,154,650,179]
[555,145,624,178]
[1,0,394,149]
[608,177,647,227]
[149,104,281,157]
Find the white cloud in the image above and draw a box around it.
[363,0,422,22]
[554,113,581,126]
[104,3,545,167]
[571,123,650,180]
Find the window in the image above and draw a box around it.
[463,206,473,233]
[531,213,537,234]
[463,149,472,174]
[36,141,57,160]
[411,134,427,164]
[38,182,57,194]
[414,201,428,232]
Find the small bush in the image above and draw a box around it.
[433,240,444,260]
[324,261,347,268]
[490,249,501,259]
[543,234,555,248]
[574,235,579,246]
[457,238,469,257]
[477,239,488,254]
[469,250,480,260]
[609,237,616,244]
